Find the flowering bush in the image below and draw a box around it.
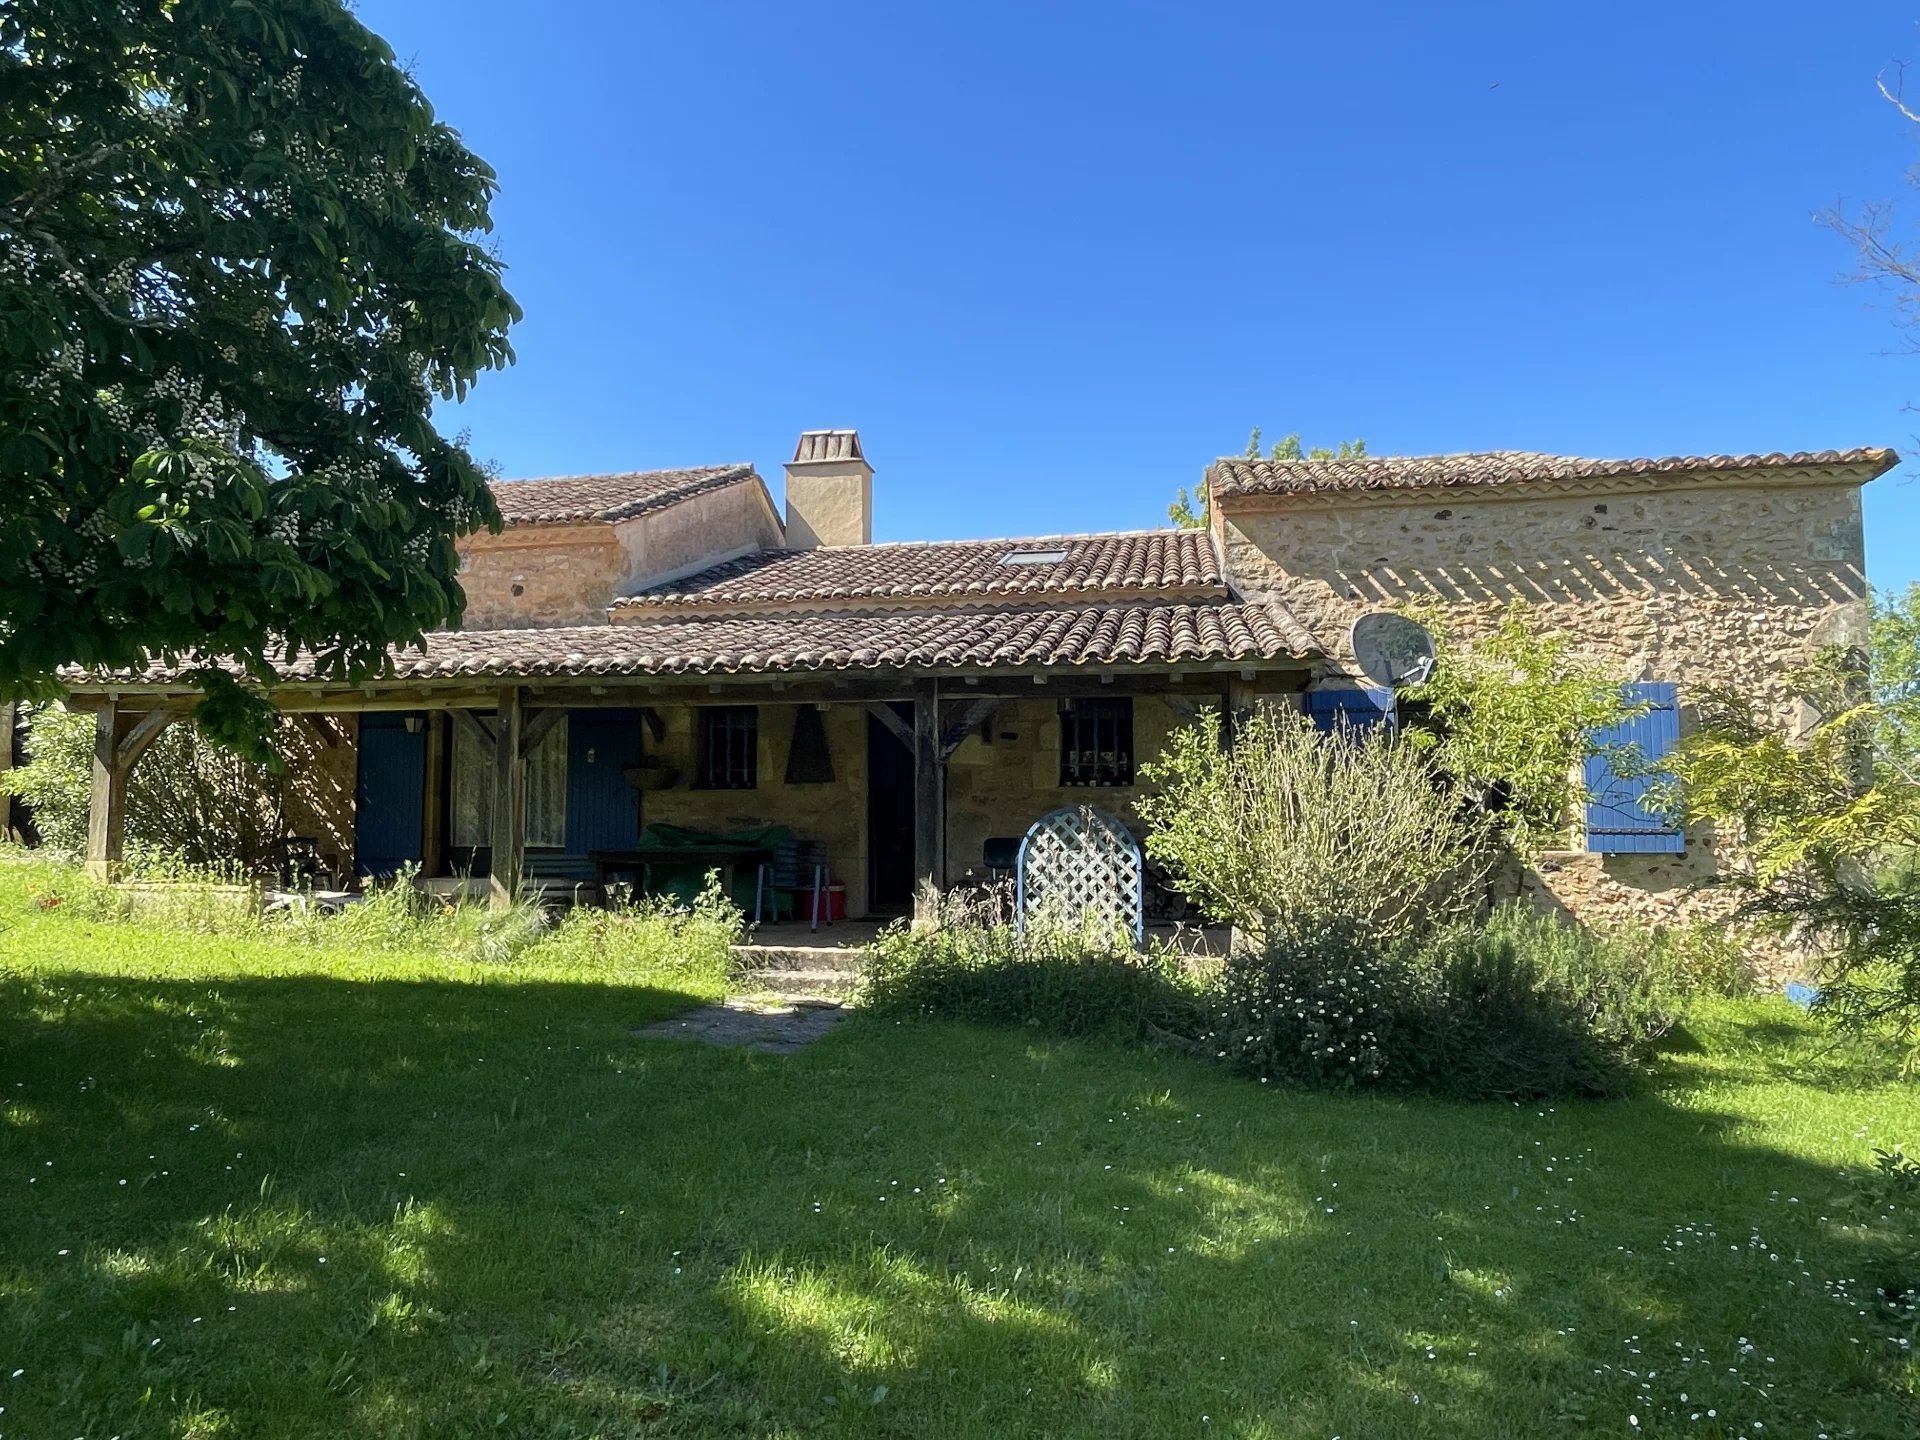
[1195,906,1683,1100]
[1196,923,1401,1087]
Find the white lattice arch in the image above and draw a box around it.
[1015,805,1145,947]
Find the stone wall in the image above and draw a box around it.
[458,525,629,629]
[617,480,783,588]
[1218,474,1871,934]
[636,701,870,916]
[942,696,1195,885]
[456,481,784,631]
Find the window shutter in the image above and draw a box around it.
[1305,687,1395,732]
[1584,681,1683,853]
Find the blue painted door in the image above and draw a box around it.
[566,710,642,853]
[356,715,426,876]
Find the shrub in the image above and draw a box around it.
[1137,707,1488,950]
[1402,601,1641,857]
[1191,905,1682,1100]
[1404,906,1679,1099]
[1193,921,1402,1087]
[860,886,1198,1040]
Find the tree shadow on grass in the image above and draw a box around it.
[2,971,1917,1438]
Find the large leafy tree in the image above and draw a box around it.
[0,0,518,744]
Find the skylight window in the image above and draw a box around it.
[999,548,1070,566]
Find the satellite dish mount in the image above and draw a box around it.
[1348,612,1437,691]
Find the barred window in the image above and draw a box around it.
[696,707,758,789]
[1059,698,1133,787]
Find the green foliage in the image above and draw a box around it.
[5,702,311,869]
[1167,429,1368,527]
[1405,602,1639,856]
[525,874,742,990]
[0,0,519,726]
[1196,905,1681,1100]
[1669,628,1920,1057]
[1872,582,1920,784]
[860,885,1198,1040]
[1137,706,1488,949]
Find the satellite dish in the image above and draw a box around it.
[1349,612,1436,689]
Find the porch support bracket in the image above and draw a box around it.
[85,702,181,881]
[938,698,999,762]
[864,701,914,753]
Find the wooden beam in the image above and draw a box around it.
[303,714,346,749]
[85,704,126,881]
[638,707,666,743]
[83,706,180,880]
[865,701,914,753]
[421,712,447,878]
[489,687,527,911]
[522,706,565,752]
[938,698,999,761]
[0,701,15,843]
[452,708,496,754]
[913,690,943,895]
[117,709,176,772]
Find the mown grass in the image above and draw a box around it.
[1,857,1917,1437]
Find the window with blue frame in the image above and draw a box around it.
[1584,681,1684,853]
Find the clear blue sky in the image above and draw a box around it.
[364,0,1920,586]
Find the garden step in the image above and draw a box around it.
[731,943,868,973]
[734,966,861,1000]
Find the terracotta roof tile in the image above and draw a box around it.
[88,601,1318,686]
[1205,446,1899,503]
[489,464,758,525]
[613,530,1224,613]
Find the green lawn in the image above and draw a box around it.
[2,865,1917,1438]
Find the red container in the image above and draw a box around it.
[789,882,846,924]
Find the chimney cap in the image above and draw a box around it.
[791,429,865,464]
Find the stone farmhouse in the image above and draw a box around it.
[66,431,1893,928]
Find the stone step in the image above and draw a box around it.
[732,944,868,973]
[734,966,862,999]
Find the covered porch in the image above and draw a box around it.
[72,662,1313,919]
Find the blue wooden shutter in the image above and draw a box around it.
[1584,681,1683,853]
[1306,687,1396,732]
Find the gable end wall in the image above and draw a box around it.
[1218,477,1870,947]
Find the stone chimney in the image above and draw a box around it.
[783,429,872,549]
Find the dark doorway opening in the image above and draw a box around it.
[867,703,916,913]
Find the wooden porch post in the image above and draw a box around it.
[85,703,126,882]
[421,712,447,878]
[0,701,15,843]
[913,685,943,897]
[489,687,527,911]
[85,704,177,882]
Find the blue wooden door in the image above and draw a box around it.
[566,710,642,853]
[356,715,427,876]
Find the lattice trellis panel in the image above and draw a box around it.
[1016,805,1145,947]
